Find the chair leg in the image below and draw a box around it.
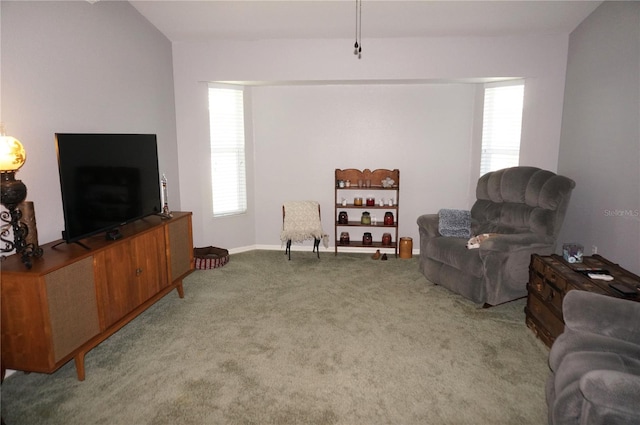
[286,239,292,260]
[313,238,320,258]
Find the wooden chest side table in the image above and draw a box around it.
[525,254,640,347]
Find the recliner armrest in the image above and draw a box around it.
[416,214,440,238]
[579,369,640,422]
[563,290,640,345]
[479,233,552,253]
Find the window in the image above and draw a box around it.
[208,85,247,217]
[480,81,525,176]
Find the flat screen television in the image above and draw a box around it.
[55,133,162,244]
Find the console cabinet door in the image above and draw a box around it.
[95,240,138,329]
[167,214,193,282]
[95,227,167,329]
[134,226,168,301]
[45,257,101,363]
[1,256,99,373]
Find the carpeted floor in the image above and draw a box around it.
[1,250,550,424]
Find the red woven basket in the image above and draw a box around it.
[193,246,229,270]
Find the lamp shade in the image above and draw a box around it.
[0,135,26,171]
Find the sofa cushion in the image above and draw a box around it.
[500,203,535,231]
[472,166,576,239]
[525,169,556,207]
[471,200,531,234]
[501,167,539,204]
[437,209,471,238]
[425,236,484,278]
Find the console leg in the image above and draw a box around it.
[176,281,185,298]
[75,353,86,381]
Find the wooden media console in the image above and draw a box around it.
[1,212,194,381]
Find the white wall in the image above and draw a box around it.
[1,1,178,245]
[0,2,574,252]
[557,1,640,274]
[173,35,570,250]
[251,83,475,248]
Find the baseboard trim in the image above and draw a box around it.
[228,244,417,256]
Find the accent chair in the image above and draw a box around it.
[416,166,575,306]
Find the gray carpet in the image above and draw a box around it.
[1,250,550,424]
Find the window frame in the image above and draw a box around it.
[479,80,525,177]
[208,83,248,218]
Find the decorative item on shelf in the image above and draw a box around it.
[382,233,392,245]
[399,237,413,259]
[384,211,394,225]
[562,243,584,263]
[360,211,371,225]
[345,180,351,188]
[388,198,394,206]
[340,232,350,244]
[0,126,42,269]
[365,179,371,188]
[19,201,39,250]
[338,211,349,224]
[362,232,372,245]
[378,198,384,206]
[366,197,375,206]
[160,173,173,218]
[354,197,363,206]
[357,179,363,188]
[341,198,347,206]
[338,179,345,188]
[381,177,395,188]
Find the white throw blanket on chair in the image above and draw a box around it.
[281,201,328,247]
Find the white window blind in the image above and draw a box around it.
[480,82,525,176]
[208,85,247,217]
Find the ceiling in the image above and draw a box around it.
[128,0,602,43]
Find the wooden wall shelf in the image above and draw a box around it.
[335,169,400,256]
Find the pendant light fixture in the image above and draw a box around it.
[353,0,362,59]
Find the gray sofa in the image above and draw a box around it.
[417,166,575,306]
[546,290,640,425]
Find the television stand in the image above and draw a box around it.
[51,239,91,251]
[1,212,194,381]
[156,211,173,220]
[105,228,122,240]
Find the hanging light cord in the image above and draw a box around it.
[353,0,362,59]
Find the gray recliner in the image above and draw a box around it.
[546,290,640,425]
[417,166,575,306]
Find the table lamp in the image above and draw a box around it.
[0,129,42,268]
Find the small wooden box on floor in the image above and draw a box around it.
[1,212,194,381]
[525,253,640,348]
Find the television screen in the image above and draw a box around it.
[55,133,162,243]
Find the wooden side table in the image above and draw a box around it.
[525,254,640,347]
